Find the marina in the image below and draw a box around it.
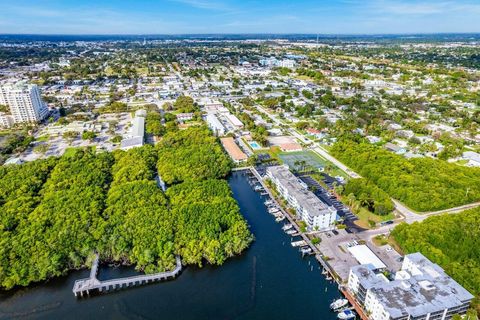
[247,167,360,319]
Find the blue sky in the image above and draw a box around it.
[0,0,479,34]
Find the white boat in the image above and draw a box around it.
[275,216,285,222]
[282,224,293,231]
[330,298,349,310]
[254,186,263,192]
[291,240,307,247]
[264,200,273,206]
[300,247,312,255]
[337,309,355,320]
[285,229,296,235]
[268,208,280,214]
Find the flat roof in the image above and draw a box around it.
[352,253,474,319]
[225,113,243,127]
[279,143,303,151]
[220,137,247,162]
[266,165,336,218]
[348,245,386,270]
[121,136,144,149]
[130,116,145,138]
[205,113,225,132]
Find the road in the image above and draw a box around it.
[393,199,480,224]
[255,105,479,226]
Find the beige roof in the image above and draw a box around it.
[279,143,303,152]
[220,137,248,162]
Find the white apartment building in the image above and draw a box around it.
[259,58,296,69]
[205,113,225,136]
[276,59,296,68]
[266,165,337,231]
[0,82,49,124]
[259,57,278,67]
[347,253,473,320]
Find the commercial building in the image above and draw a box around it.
[266,165,337,231]
[0,82,49,124]
[220,137,248,163]
[347,253,474,320]
[348,245,387,271]
[121,110,145,150]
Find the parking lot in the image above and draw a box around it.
[19,113,132,162]
[368,242,403,271]
[298,174,363,232]
[316,228,404,281]
[317,229,360,281]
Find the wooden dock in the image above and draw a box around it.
[72,255,182,297]
[340,287,369,320]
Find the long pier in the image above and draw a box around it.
[73,255,182,297]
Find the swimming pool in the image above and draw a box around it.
[249,141,262,150]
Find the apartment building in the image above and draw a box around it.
[0,82,49,124]
[347,253,474,320]
[266,165,337,231]
[259,57,296,69]
[205,113,225,136]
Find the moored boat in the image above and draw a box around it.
[337,309,355,320]
[330,298,349,310]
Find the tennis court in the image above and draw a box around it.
[278,151,326,171]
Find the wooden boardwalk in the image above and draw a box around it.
[340,287,369,320]
[73,255,182,297]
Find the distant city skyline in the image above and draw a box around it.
[1,0,480,35]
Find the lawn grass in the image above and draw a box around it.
[263,146,282,160]
[372,234,404,254]
[355,207,395,229]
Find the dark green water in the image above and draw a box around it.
[0,171,340,320]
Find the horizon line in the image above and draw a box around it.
[1,32,480,37]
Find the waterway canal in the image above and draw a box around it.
[0,171,340,319]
